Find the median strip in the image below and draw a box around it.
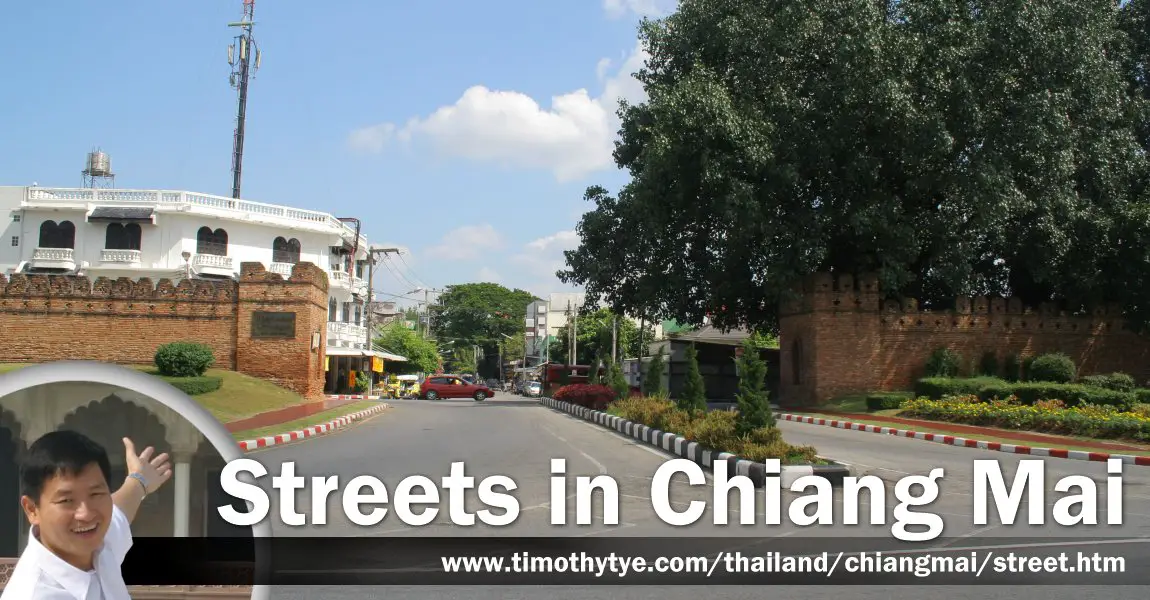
[539,397,852,487]
[777,413,1150,467]
[236,402,389,451]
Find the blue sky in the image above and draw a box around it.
[0,0,676,305]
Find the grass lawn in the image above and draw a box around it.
[231,400,380,440]
[0,362,309,423]
[801,394,1150,455]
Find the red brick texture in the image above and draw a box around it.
[779,272,1150,406]
[0,262,329,401]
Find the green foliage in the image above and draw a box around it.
[1002,354,1022,382]
[154,342,214,377]
[159,376,222,396]
[1028,353,1077,383]
[429,282,537,377]
[354,371,370,393]
[914,377,1136,410]
[1080,372,1137,392]
[610,396,818,464]
[735,339,774,434]
[375,321,440,374]
[679,343,707,413]
[587,357,600,384]
[924,348,962,378]
[865,392,912,411]
[978,351,999,377]
[643,348,667,397]
[605,361,631,400]
[557,0,1150,334]
[546,308,650,365]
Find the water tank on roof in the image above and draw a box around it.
[85,151,112,177]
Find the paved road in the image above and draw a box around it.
[238,396,1150,598]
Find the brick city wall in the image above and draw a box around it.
[778,272,1150,406]
[0,262,328,401]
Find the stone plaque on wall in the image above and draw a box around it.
[251,311,296,339]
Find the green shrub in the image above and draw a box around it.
[1028,352,1076,383]
[924,348,962,377]
[159,375,222,396]
[1080,372,1136,392]
[901,396,1150,442]
[978,351,998,377]
[1021,356,1036,381]
[680,343,707,413]
[865,392,912,411]
[1002,354,1022,382]
[913,377,1135,410]
[154,342,215,377]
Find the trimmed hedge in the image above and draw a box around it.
[902,396,1150,443]
[159,375,222,396]
[865,392,913,411]
[914,377,1136,410]
[1079,373,1137,392]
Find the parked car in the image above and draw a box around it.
[524,381,542,397]
[420,374,495,401]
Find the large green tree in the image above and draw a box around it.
[545,307,652,365]
[429,282,536,377]
[374,321,440,375]
[559,0,1150,333]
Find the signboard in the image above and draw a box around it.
[251,311,296,339]
[372,357,384,373]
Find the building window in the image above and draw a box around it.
[11,214,19,222]
[10,236,17,246]
[272,237,301,264]
[38,220,76,249]
[354,304,361,325]
[342,302,351,323]
[329,298,337,321]
[104,223,142,250]
[196,226,228,256]
[355,261,364,279]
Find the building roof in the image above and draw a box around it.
[666,325,751,346]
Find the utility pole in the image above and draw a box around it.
[571,300,578,367]
[611,313,617,364]
[227,0,261,200]
[363,246,400,396]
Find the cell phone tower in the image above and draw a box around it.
[227,0,261,200]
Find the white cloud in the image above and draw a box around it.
[423,224,505,261]
[603,0,678,19]
[347,40,650,182]
[509,230,582,294]
[476,266,502,282]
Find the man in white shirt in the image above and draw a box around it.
[1,430,173,600]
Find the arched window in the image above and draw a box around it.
[329,298,337,321]
[196,226,228,256]
[105,223,142,250]
[38,220,76,249]
[791,339,803,385]
[272,236,301,264]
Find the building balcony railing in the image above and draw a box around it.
[30,247,75,270]
[327,321,368,349]
[24,187,366,247]
[192,253,234,276]
[328,270,351,290]
[269,262,294,277]
[100,249,142,264]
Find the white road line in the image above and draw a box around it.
[543,425,609,475]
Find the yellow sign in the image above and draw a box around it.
[372,357,384,373]
[324,356,330,371]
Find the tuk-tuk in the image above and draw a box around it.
[395,374,420,398]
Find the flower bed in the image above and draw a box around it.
[553,384,617,411]
[606,395,819,463]
[900,395,1150,443]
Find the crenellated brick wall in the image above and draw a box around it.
[0,262,328,400]
[779,272,1150,406]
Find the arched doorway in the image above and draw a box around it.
[0,410,24,557]
[195,438,251,538]
[60,395,172,536]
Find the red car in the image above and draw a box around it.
[420,374,495,401]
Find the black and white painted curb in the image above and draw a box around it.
[540,397,851,487]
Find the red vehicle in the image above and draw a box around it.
[542,364,590,395]
[420,374,495,402]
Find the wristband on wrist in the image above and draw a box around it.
[128,472,148,496]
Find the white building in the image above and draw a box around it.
[523,292,665,364]
[0,185,404,393]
